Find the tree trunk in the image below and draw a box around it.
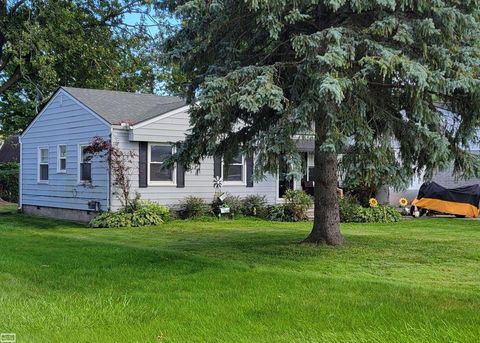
[303,113,344,245]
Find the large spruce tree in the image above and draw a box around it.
[162,1,480,245]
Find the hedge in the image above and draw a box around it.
[0,162,19,203]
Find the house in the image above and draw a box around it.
[20,87,315,221]
[0,135,20,163]
[20,87,479,221]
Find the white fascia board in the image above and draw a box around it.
[21,88,111,139]
[131,105,190,130]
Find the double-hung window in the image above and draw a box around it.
[38,147,49,182]
[149,144,175,185]
[79,145,92,183]
[58,145,67,173]
[222,153,245,184]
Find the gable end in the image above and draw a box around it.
[21,88,111,139]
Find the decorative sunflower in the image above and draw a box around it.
[399,197,409,207]
[369,198,379,208]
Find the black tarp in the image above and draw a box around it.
[417,182,480,208]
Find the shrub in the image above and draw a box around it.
[134,200,171,222]
[211,193,243,216]
[0,162,19,203]
[283,189,313,221]
[266,204,295,222]
[242,195,267,217]
[90,211,133,228]
[90,200,170,228]
[339,196,401,223]
[181,196,208,218]
[339,195,361,222]
[223,194,244,215]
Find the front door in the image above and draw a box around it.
[278,155,294,199]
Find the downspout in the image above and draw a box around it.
[18,135,23,210]
[107,126,113,211]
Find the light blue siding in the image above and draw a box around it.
[21,91,111,211]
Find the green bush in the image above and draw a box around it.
[338,196,360,222]
[283,189,313,221]
[339,196,401,223]
[90,200,170,228]
[242,195,267,217]
[181,196,209,218]
[266,204,295,222]
[90,212,133,228]
[223,194,244,215]
[211,193,243,216]
[133,201,171,222]
[0,162,19,203]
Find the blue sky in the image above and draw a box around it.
[124,12,160,36]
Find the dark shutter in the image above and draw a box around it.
[139,142,148,188]
[246,155,254,187]
[176,163,185,188]
[214,156,222,179]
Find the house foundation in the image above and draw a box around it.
[22,205,97,222]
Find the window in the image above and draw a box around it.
[307,153,315,182]
[38,147,49,182]
[223,153,245,183]
[79,145,92,183]
[149,144,175,184]
[58,145,67,173]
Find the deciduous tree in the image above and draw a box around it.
[0,0,161,134]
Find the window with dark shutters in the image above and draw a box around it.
[149,144,174,183]
[215,154,254,187]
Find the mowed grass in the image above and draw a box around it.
[0,206,479,342]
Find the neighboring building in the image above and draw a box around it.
[19,87,315,221]
[0,135,20,163]
[388,165,480,205]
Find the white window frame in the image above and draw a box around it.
[147,143,176,186]
[222,154,246,186]
[38,146,49,184]
[57,144,67,173]
[78,144,92,184]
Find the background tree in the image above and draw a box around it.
[0,0,163,135]
[161,1,480,245]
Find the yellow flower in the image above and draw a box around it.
[399,197,409,207]
[369,198,378,208]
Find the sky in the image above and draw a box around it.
[125,12,160,35]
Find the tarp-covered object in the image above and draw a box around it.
[412,182,480,218]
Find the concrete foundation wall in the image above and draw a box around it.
[22,204,97,222]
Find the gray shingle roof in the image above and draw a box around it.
[62,87,187,125]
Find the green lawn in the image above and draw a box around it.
[0,206,479,342]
